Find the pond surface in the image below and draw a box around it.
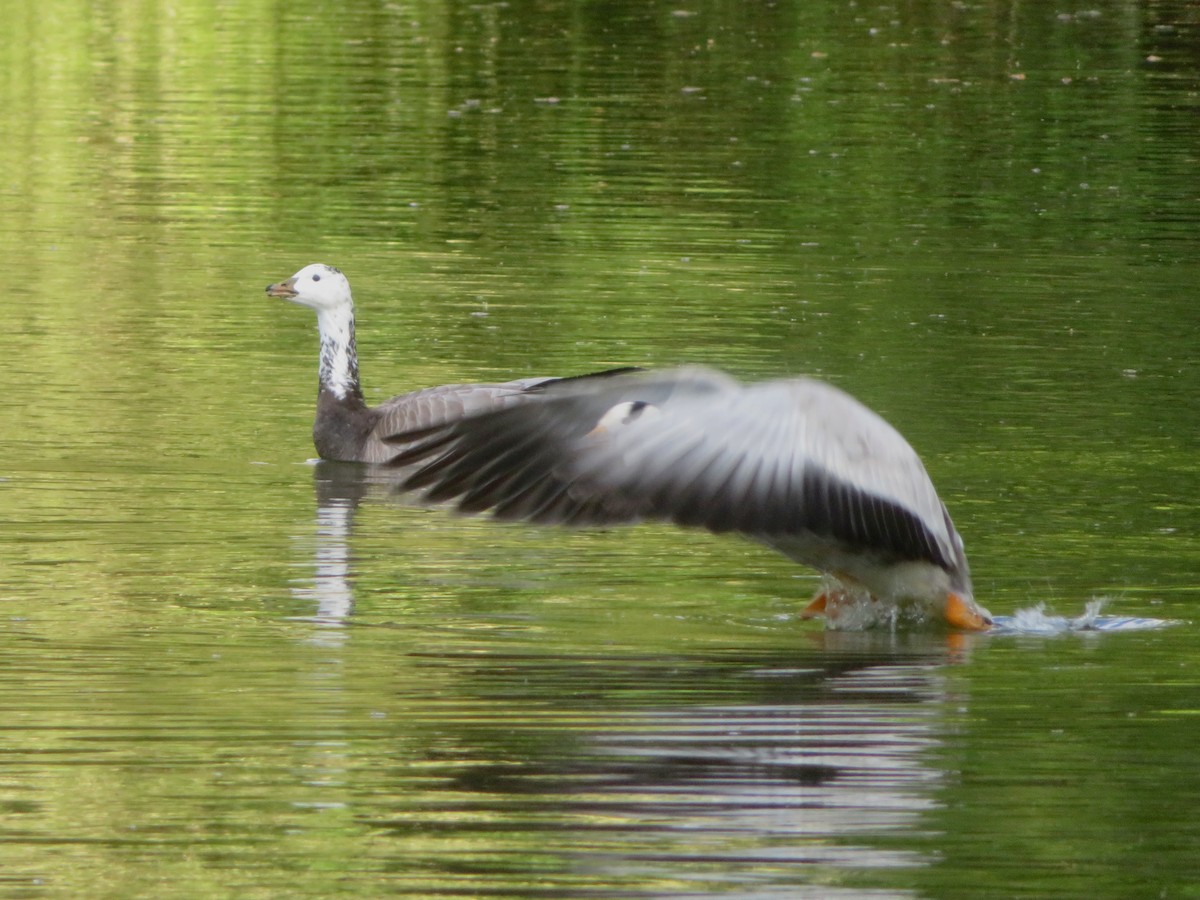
[1,0,1198,896]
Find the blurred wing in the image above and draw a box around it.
[387,368,731,523]
[389,368,960,568]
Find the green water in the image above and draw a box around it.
[1,1,1198,896]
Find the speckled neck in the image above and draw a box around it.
[315,305,364,404]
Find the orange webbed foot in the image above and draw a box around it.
[944,592,993,631]
[799,592,829,619]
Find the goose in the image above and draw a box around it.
[268,263,990,630]
[267,263,615,464]
[385,367,993,630]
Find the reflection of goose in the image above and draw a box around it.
[268,263,612,464]
[388,367,992,630]
[586,657,951,869]
[417,641,966,886]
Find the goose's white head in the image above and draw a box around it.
[266,263,352,312]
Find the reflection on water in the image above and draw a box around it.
[361,648,971,897]
[287,463,366,636]
[581,663,949,875]
[295,462,974,896]
[392,655,958,897]
[290,461,418,632]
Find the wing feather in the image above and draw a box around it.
[386,367,964,569]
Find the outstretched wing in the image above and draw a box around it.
[386,367,963,569]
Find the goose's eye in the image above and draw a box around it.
[312,274,322,282]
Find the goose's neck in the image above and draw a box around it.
[316,305,365,406]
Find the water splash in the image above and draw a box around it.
[808,585,1175,635]
[990,598,1174,634]
[808,579,964,632]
